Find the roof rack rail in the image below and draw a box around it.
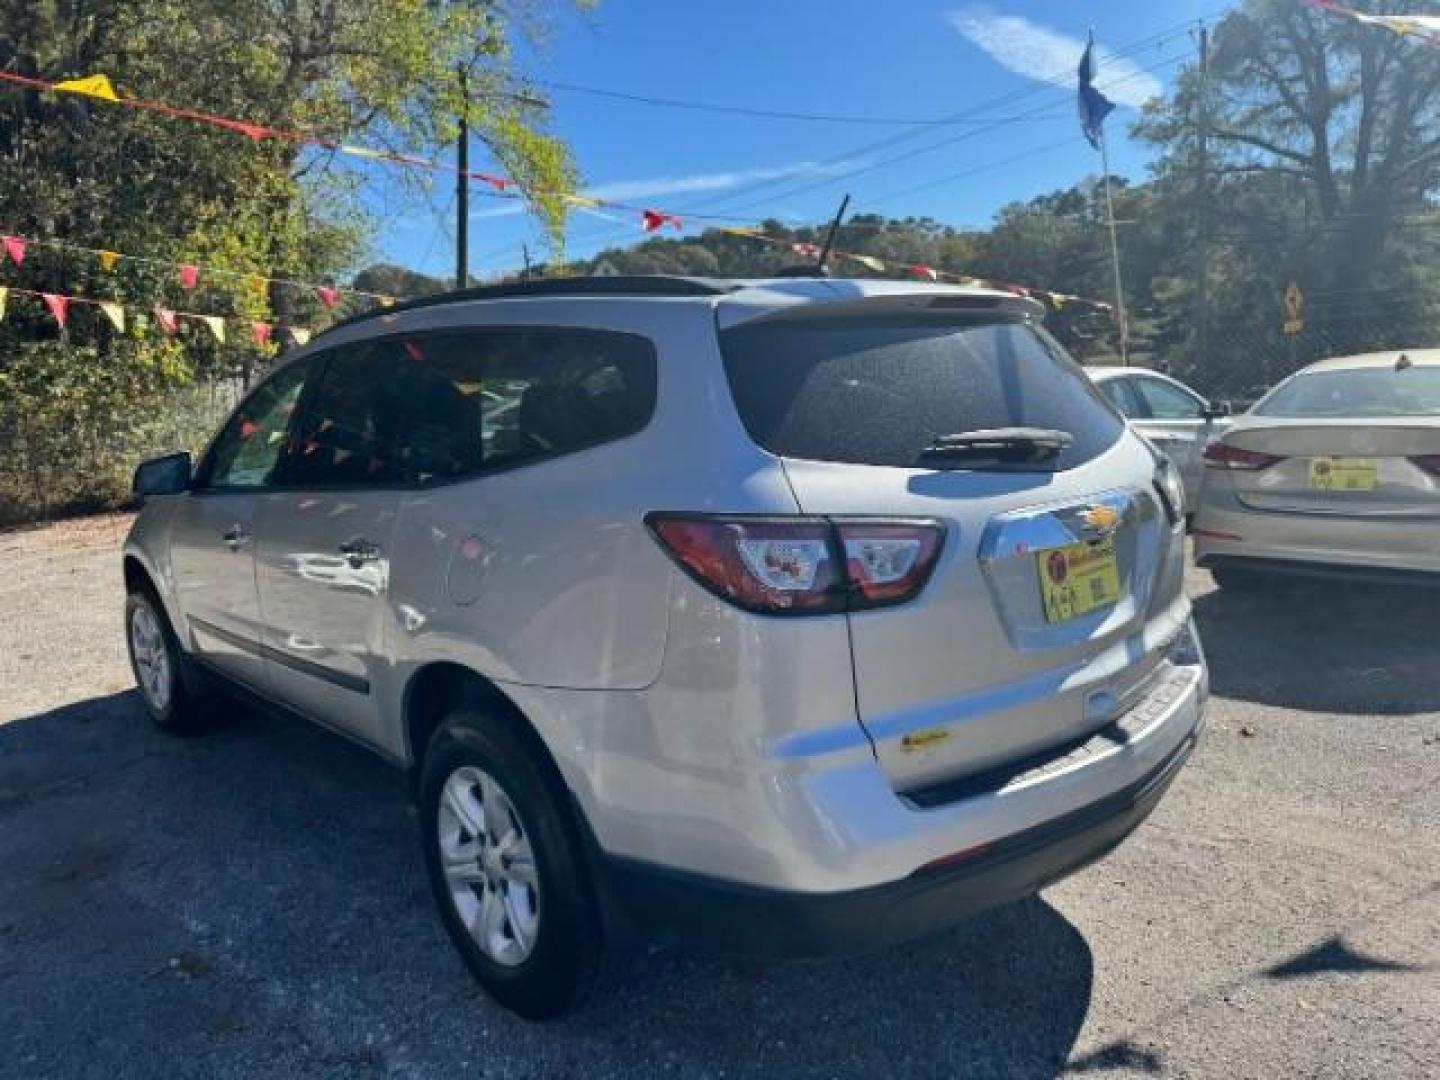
[316,275,739,339]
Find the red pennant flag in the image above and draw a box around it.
[791,242,822,259]
[154,307,180,336]
[910,264,938,281]
[41,293,68,328]
[3,236,26,266]
[251,321,272,346]
[180,264,199,289]
[641,209,681,233]
[316,285,339,309]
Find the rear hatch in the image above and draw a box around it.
[718,293,1176,792]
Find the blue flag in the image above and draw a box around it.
[1077,34,1115,150]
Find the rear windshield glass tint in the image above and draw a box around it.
[720,315,1124,469]
[1255,366,1440,418]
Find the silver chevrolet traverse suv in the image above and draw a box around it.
[123,276,1207,1019]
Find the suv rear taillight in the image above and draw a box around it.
[1411,455,1440,477]
[645,514,945,615]
[1202,441,1284,471]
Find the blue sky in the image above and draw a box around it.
[362,0,1223,279]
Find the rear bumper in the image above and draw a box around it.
[1193,488,1440,575]
[604,724,1196,957]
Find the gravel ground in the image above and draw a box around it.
[0,515,1436,1078]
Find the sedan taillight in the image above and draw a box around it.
[646,514,945,615]
[1202,441,1284,471]
[1410,455,1440,478]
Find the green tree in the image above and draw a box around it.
[0,0,582,522]
[1136,0,1440,382]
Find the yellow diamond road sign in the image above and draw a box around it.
[1284,282,1304,336]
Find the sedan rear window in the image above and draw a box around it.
[1254,366,1440,418]
[720,315,1124,470]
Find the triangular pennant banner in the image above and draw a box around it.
[3,236,26,266]
[98,301,125,331]
[641,209,681,233]
[201,315,226,343]
[97,249,120,272]
[316,286,338,309]
[251,321,272,346]
[41,293,69,328]
[247,273,268,299]
[910,264,938,281]
[154,307,179,336]
[378,295,396,308]
[53,73,120,102]
[289,327,312,345]
[180,264,199,289]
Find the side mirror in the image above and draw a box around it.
[133,451,192,497]
[1204,400,1233,419]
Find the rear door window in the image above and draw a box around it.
[388,327,658,485]
[721,315,1123,470]
[1134,376,1205,420]
[1098,376,1147,418]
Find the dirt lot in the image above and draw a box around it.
[1,515,1436,1078]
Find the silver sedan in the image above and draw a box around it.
[1193,350,1440,588]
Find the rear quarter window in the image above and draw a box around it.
[720,315,1124,470]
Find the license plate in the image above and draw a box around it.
[1038,537,1120,624]
[1308,457,1377,491]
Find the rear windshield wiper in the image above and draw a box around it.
[917,427,1073,466]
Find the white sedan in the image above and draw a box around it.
[1086,366,1232,510]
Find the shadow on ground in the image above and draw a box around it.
[1,691,1096,1078]
[1193,577,1440,714]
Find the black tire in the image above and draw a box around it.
[1209,564,1263,592]
[124,589,208,733]
[419,710,602,1020]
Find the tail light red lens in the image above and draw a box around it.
[646,514,945,615]
[1411,455,1440,477]
[1202,441,1284,471]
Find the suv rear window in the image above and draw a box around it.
[720,314,1123,470]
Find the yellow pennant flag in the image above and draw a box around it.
[98,301,125,331]
[562,194,602,209]
[289,327,312,345]
[378,295,396,308]
[200,316,226,343]
[97,249,120,272]
[54,73,120,102]
[0,286,7,321]
[247,273,268,299]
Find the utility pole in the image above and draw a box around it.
[455,64,469,290]
[1194,23,1210,374]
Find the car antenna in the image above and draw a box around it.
[816,193,850,274]
[773,194,850,279]
[1395,352,1413,371]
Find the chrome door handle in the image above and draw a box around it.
[338,538,381,567]
[222,524,251,550]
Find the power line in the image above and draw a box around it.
[553,41,1196,263]
[534,78,1077,126]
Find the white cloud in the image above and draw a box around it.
[471,160,851,220]
[945,7,1163,109]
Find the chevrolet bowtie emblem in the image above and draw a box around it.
[1079,505,1120,533]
